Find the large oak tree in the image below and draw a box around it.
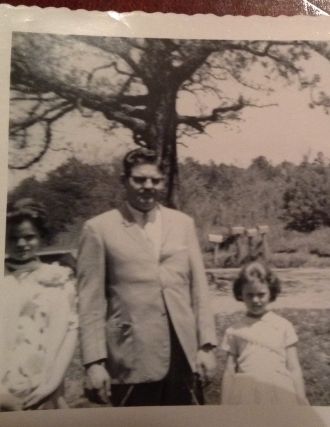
[10,33,330,204]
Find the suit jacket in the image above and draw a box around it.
[77,204,217,384]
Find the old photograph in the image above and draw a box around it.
[1,11,330,425]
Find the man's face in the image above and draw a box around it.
[125,163,165,212]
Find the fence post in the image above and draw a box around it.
[208,234,223,266]
[231,226,245,266]
[246,228,258,259]
[257,225,270,261]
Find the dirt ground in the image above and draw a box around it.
[209,267,330,314]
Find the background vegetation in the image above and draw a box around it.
[9,152,330,268]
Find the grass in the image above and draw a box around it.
[64,308,330,407]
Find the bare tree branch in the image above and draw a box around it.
[177,97,277,133]
[9,122,52,169]
[177,97,246,131]
[10,101,73,136]
[9,34,328,180]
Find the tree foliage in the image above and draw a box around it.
[8,157,123,241]
[282,156,330,231]
[9,153,330,247]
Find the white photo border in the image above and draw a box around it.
[0,6,330,426]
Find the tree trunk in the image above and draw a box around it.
[145,85,179,208]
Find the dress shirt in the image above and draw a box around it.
[127,203,162,260]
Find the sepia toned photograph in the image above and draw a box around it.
[1,11,330,426]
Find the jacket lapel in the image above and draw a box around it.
[159,205,172,256]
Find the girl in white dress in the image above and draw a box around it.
[221,261,308,405]
[0,199,78,411]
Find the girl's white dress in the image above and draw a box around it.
[221,311,300,405]
[0,260,78,408]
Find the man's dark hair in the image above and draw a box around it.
[123,148,164,177]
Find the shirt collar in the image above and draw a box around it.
[5,257,41,275]
[126,202,159,226]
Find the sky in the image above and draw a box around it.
[8,40,330,189]
[178,86,330,167]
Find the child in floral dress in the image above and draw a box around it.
[0,199,78,410]
[221,261,308,405]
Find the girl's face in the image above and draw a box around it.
[242,280,270,317]
[6,219,41,262]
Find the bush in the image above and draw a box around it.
[269,253,310,268]
[282,162,330,232]
[271,234,308,254]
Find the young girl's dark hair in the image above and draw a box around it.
[233,261,281,302]
[6,198,50,241]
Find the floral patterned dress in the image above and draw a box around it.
[221,311,301,405]
[0,260,78,408]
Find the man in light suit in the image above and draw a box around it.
[77,148,217,406]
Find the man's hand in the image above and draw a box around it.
[85,363,111,404]
[196,347,217,383]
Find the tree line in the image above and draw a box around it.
[8,153,330,249]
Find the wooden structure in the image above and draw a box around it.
[208,234,224,266]
[208,225,270,267]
